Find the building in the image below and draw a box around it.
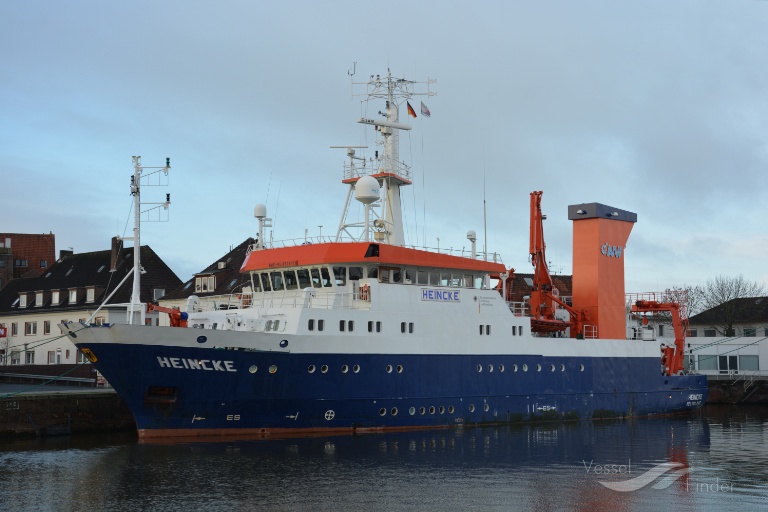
[0,233,56,290]
[0,244,181,366]
[685,297,768,377]
[157,238,254,323]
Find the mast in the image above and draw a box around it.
[336,69,436,245]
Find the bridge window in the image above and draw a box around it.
[405,269,415,284]
[417,270,428,285]
[284,270,299,290]
[297,269,311,288]
[260,273,271,292]
[349,267,363,281]
[321,268,333,287]
[269,272,284,291]
[333,266,347,286]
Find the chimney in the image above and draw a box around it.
[59,249,74,261]
[569,203,637,339]
[110,237,121,272]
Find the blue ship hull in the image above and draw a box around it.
[78,341,708,438]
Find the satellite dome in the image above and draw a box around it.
[254,204,267,218]
[354,175,380,205]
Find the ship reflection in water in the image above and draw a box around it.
[1,406,766,511]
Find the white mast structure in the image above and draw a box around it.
[335,69,436,245]
[120,156,171,325]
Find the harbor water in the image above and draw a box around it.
[1,405,766,511]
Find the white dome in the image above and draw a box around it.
[354,176,380,205]
[254,203,267,218]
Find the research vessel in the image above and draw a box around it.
[65,70,707,438]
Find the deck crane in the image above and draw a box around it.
[147,303,188,328]
[630,295,688,376]
[528,191,588,337]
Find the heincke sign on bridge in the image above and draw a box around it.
[421,289,460,302]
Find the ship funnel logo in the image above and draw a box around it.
[601,243,623,258]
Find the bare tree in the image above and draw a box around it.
[692,275,767,336]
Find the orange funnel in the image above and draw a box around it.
[569,203,636,339]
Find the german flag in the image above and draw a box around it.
[407,101,417,118]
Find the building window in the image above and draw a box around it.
[15,259,29,267]
[52,291,60,305]
[77,350,88,363]
[36,292,43,306]
[86,288,95,302]
[744,328,756,337]
[69,289,78,303]
[658,325,664,336]
[687,329,697,337]
[739,355,759,371]
[19,294,27,308]
[40,260,48,268]
[44,320,51,335]
[25,322,37,335]
[95,317,105,326]
[11,323,18,336]
[704,329,716,337]
[47,351,55,364]
[697,355,717,371]
[25,351,35,364]
[154,288,166,300]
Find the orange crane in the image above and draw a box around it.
[147,303,188,327]
[630,295,687,376]
[528,191,588,337]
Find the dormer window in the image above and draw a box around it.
[36,292,44,307]
[52,290,60,305]
[195,276,215,293]
[86,288,95,303]
[69,289,78,304]
[18,293,27,308]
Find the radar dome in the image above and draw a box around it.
[467,229,477,242]
[254,204,267,219]
[354,176,380,205]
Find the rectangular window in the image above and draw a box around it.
[69,289,77,303]
[95,317,105,326]
[409,322,414,334]
[25,351,34,364]
[44,320,51,335]
[739,355,759,371]
[52,291,60,305]
[25,322,38,335]
[687,329,697,337]
[349,267,364,281]
[718,355,738,374]
[16,259,29,267]
[208,276,215,291]
[333,266,347,286]
[77,350,88,363]
[658,325,664,336]
[376,321,381,333]
[297,269,311,289]
[744,328,756,337]
[40,260,48,268]
[308,319,315,331]
[417,270,428,285]
[487,325,491,335]
[87,288,95,302]
[47,351,55,364]
[269,271,284,291]
[404,269,415,284]
[348,321,354,332]
[339,320,345,332]
[36,292,43,306]
[479,325,484,335]
[697,354,717,371]
[154,288,165,300]
[318,319,324,332]
[368,321,373,333]
[19,294,27,308]
[704,329,716,337]
[284,270,299,290]
[401,322,406,334]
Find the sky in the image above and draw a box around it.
[1,0,767,294]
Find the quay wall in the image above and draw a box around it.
[0,391,135,439]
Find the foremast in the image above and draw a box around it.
[336,69,436,246]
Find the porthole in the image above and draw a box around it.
[488,364,494,373]
[560,364,565,372]
[483,404,489,412]
[580,364,585,372]
[308,364,316,373]
[522,364,528,372]
[477,364,483,372]
[269,365,277,374]
[321,365,329,373]
[469,404,475,412]
[341,364,349,374]
[396,364,403,373]
[353,364,360,373]
[248,365,258,374]
[419,406,426,415]
[513,364,518,372]
[379,408,387,416]
[536,364,542,372]
[391,407,398,416]
[409,407,416,415]
[550,364,555,372]
[386,364,393,373]
[439,406,445,414]
[429,406,436,415]
[448,405,455,414]
[499,364,505,372]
